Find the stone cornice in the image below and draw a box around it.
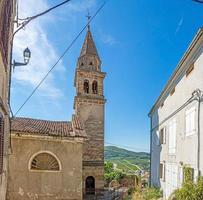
[83,160,104,167]
[11,132,86,143]
[74,95,106,109]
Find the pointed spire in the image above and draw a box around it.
[79,13,100,58]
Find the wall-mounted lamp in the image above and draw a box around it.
[13,47,31,70]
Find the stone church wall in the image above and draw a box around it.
[7,136,83,200]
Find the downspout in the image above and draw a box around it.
[149,115,152,187]
[195,89,202,176]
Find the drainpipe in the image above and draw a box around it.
[149,115,152,187]
[192,89,202,176]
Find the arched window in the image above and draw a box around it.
[84,80,89,94]
[30,152,60,171]
[81,62,84,66]
[92,81,98,94]
[89,62,93,66]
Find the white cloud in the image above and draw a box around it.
[13,0,98,99]
[98,29,116,46]
[175,16,184,35]
[13,0,64,98]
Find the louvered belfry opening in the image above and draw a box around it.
[92,81,98,94]
[30,153,60,171]
[0,115,4,174]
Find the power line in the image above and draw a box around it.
[13,1,107,117]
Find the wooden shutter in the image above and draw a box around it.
[0,116,4,174]
[160,127,166,144]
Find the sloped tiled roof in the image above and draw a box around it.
[11,115,86,138]
[80,28,99,58]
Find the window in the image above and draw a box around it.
[168,118,176,154]
[92,81,98,94]
[186,64,194,77]
[160,162,165,181]
[160,127,166,145]
[0,0,13,66]
[185,107,196,136]
[155,130,160,145]
[89,62,93,66]
[0,114,4,174]
[84,80,89,93]
[30,152,60,171]
[81,63,84,66]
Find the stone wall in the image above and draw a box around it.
[7,135,84,200]
[0,1,16,199]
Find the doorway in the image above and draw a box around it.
[85,176,95,194]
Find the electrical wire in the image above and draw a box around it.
[13,1,107,117]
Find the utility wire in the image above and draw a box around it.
[13,1,107,117]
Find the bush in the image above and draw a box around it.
[132,187,162,200]
[143,187,163,200]
[104,161,126,184]
[172,176,203,200]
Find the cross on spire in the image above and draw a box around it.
[86,11,91,30]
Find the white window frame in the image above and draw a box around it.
[168,118,176,154]
[185,106,196,136]
[160,162,165,181]
[155,130,160,146]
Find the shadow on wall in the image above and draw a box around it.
[150,108,161,188]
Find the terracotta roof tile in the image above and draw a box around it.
[11,115,86,138]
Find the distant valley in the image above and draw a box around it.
[104,146,150,174]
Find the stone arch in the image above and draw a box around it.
[84,79,89,94]
[85,176,95,194]
[92,80,98,94]
[29,151,61,172]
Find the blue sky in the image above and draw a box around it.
[11,0,203,152]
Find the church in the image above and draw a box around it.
[7,24,106,200]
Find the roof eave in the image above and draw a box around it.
[148,27,203,117]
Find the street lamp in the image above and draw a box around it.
[13,47,31,70]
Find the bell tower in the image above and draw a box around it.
[74,20,106,193]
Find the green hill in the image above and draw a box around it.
[104,146,150,172]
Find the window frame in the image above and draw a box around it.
[168,118,177,155]
[185,106,196,137]
[160,162,165,181]
[28,151,62,173]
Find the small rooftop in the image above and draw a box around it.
[11,115,86,138]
